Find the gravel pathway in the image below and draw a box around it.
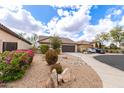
[6,54,102,88]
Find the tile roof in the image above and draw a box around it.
[38,35,76,44]
[0,23,32,45]
[76,40,91,45]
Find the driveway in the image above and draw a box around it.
[94,55,124,71]
[68,53,124,88]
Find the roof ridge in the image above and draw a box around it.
[0,23,31,45]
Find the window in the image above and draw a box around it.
[3,42,17,52]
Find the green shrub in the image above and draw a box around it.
[109,43,118,49]
[45,49,58,65]
[121,50,124,54]
[51,63,63,74]
[0,50,34,82]
[40,44,49,54]
[0,52,29,82]
[0,64,25,82]
[1,51,10,61]
[107,49,121,53]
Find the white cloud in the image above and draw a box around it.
[119,16,124,26]
[75,15,117,42]
[52,5,82,10]
[113,9,122,15]
[57,9,70,17]
[55,6,92,37]
[1,5,124,42]
[0,5,47,34]
[47,5,122,42]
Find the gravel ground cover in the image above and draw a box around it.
[6,54,102,88]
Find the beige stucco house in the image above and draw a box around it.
[38,36,98,52]
[0,23,32,52]
[38,36,77,52]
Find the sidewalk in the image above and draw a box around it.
[68,53,124,88]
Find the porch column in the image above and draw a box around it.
[60,45,62,53]
[75,44,77,52]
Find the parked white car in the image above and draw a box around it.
[87,48,96,53]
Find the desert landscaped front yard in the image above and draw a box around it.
[6,54,102,88]
[1,5,124,89]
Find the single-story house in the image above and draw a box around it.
[38,36,77,52]
[0,23,32,52]
[76,40,93,52]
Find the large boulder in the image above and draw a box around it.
[61,68,71,83]
[51,69,58,87]
[58,74,62,84]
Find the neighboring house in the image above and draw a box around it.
[76,40,93,52]
[91,42,103,48]
[0,23,32,52]
[38,36,77,52]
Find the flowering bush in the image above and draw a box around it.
[0,50,34,82]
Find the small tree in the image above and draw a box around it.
[27,34,38,48]
[110,26,124,46]
[49,36,62,49]
[94,32,109,48]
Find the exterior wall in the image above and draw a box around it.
[40,42,76,52]
[0,29,31,52]
[0,40,2,52]
[77,44,91,52]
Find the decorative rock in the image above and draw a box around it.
[0,81,6,88]
[58,74,62,84]
[71,74,76,81]
[51,69,58,87]
[61,68,71,83]
[45,78,54,88]
[63,56,68,59]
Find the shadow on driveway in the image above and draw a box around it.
[94,55,124,71]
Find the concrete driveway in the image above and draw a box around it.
[67,53,124,88]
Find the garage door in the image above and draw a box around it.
[3,42,17,52]
[62,45,75,52]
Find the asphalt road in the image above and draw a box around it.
[94,55,124,71]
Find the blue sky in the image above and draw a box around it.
[23,5,124,25]
[0,5,124,41]
[23,5,58,24]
